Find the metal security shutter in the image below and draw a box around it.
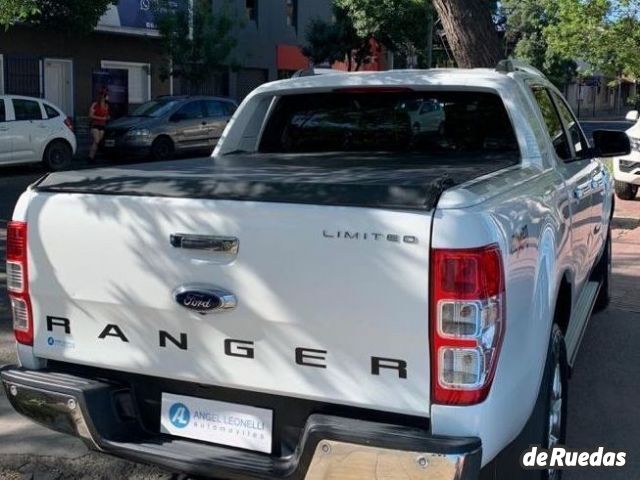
[236,68,268,101]
[5,56,41,97]
[176,72,229,97]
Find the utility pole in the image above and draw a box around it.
[617,71,622,114]
[426,9,434,68]
[577,79,583,119]
[188,0,194,41]
[188,0,194,93]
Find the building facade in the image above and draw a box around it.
[0,2,171,121]
[0,0,335,122]
[212,0,333,100]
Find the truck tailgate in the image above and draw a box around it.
[26,192,433,416]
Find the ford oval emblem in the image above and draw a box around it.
[174,285,237,314]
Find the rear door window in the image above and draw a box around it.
[549,91,589,156]
[530,87,572,160]
[12,99,43,121]
[259,91,519,159]
[44,104,60,119]
[174,101,205,120]
[223,102,237,116]
[204,100,226,117]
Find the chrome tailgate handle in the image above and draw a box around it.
[170,234,239,254]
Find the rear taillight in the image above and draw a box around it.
[430,244,505,405]
[6,221,33,345]
[64,117,74,131]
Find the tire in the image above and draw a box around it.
[151,137,174,161]
[479,324,569,480]
[593,228,612,312]
[542,324,569,480]
[43,140,72,171]
[614,180,638,200]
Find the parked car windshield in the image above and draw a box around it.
[259,91,520,157]
[131,99,179,118]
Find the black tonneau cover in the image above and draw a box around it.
[35,153,517,211]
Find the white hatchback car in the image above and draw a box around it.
[0,95,77,170]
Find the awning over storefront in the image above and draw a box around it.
[276,44,310,71]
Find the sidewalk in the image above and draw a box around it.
[609,198,640,313]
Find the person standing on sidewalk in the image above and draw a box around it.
[88,90,110,163]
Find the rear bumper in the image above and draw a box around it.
[1,366,481,480]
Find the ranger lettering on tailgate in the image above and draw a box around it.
[46,316,409,378]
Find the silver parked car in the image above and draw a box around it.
[103,96,237,161]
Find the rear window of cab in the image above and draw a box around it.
[259,91,520,159]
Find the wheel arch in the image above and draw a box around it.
[153,134,175,148]
[553,272,572,336]
[42,137,73,162]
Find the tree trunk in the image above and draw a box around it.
[431,0,502,68]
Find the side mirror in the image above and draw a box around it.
[170,113,185,122]
[593,130,631,158]
[626,110,639,122]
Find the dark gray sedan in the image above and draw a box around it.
[103,96,237,161]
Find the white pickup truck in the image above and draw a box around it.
[2,63,630,480]
[613,109,640,200]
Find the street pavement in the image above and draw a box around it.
[565,195,640,480]
[0,121,639,479]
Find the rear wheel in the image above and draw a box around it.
[43,140,73,171]
[614,180,638,200]
[542,324,568,480]
[479,324,568,480]
[151,136,174,161]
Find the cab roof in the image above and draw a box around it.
[251,68,546,97]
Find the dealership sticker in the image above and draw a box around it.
[46,336,75,349]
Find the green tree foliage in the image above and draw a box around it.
[543,0,640,77]
[0,0,116,34]
[0,0,39,29]
[502,0,576,87]
[302,5,372,71]
[334,0,432,61]
[153,0,237,91]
